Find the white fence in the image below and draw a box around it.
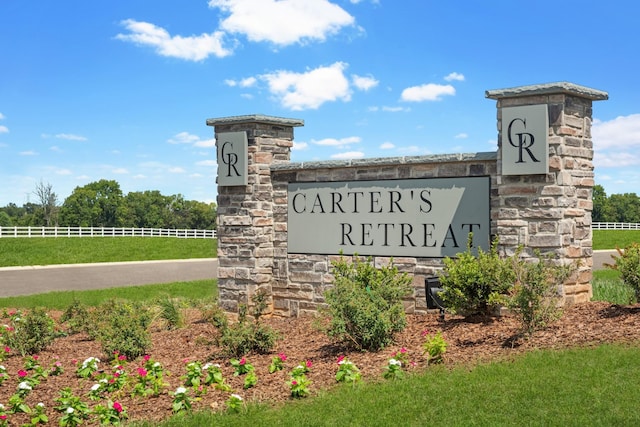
[592,223,640,230]
[0,226,216,239]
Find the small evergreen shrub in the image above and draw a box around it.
[439,237,515,316]
[322,255,412,351]
[606,243,640,300]
[60,298,91,335]
[91,299,152,360]
[155,295,187,330]
[218,291,280,357]
[4,307,57,355]
[507,251,573,336]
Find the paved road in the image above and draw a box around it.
[0,251,615,298]
[0,258,218,297]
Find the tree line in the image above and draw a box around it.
[593,185,640,223]
[0,179,216,230]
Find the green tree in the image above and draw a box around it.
[59,180,124,227]
[122,190,169,228]
[0,211,11,227]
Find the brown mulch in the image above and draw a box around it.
[1,301,640,425]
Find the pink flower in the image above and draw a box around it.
[3,346,10,353]
[71,359,78,365]
[182,358,189,364]
[137,367,148,377]
[337,355,345,364]
[18,369,27,377]
[0,415,6,420]
[291,380,297,386]
[239,357,246,365]
[278,353,287,362]
[54,361,62,367]
[33,355,39,360]
[400,347,407,354]
[143,355,151,362]
[306,360,313,369]
[113,372,120,378]
[410,361,417,368]
[112,401,123,413]
[119,355,127,361]
[421,329,430,337]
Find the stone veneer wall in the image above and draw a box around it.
[270,153,498,316]
[208,82,607,317]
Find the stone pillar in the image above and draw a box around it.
[486,82,608,304]
[205,114,304,313]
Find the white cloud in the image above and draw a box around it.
[401,83,455,102]
[0,142,8,148]
[168,132,200,144]
[331,151,364,160]
[55,168,72,175]
[133,174,146,179]
[0,125,8,134]
[352,74,378,91]
[20,150,38,156]
[380,142,395,149]
[50,146,62,152]
[55,133,87,141]
[292,141,309,150]
[444,72,465,82]
[261,62,351,110]
[594,151,640,168]
[455,133,468,139]
[0,113,5,120]
[592,114,640,150]
[168,132,215,147]
[381,106,410,112]
[209,0,355,46]
[196,160,217,166]
[168,167,186,173]
[112,168,129,174]
[225,77,257,87]
[312,136,361,147]
[116,19,231,61]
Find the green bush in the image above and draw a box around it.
[218,291,280,357]
[439,238,515,316]
[60,298,91,335]
[606,243,640,300]
[90,299,152,360]
[507,251,573,336]
[5,307,57,356]
[322,255,412,351]
[155,295,187,330]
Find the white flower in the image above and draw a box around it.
[295,365,304,370]
[37,402,45,408]
[99,378,108,384]
[338,359,346,365]
[153,362,161,368]
[0,403,4,410]
[231,394,243,401]
[389,358,402,366]
[18,381,32,390]
[202,363,212,370]
[91,383,101,391]
[66,407,74,414]
[0,365,5,370]
[175,386,187,395]
[212,363,221,368]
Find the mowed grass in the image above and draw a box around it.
[593,229,640,250]
[131,344,640,427]
[0,279,217,310]
[0,237,217,267]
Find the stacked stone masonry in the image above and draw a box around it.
[208,83,607,317]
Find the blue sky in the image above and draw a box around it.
[1,1,638,207]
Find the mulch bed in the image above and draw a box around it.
[1,301,639,425]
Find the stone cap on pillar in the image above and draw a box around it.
[485,82,608,101]
[206,114,304,128]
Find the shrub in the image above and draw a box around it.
[218,292,280,357]
[5,307,57,356]
[322,255,412,351]
[439,237,515,316]
[90,299,152,360]
[507,251,573,336]
[606,243,640,300]
[60,299,91,335]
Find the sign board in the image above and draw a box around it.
[501,104,548,175]
[288,176,490,257]
[217,131,248,186]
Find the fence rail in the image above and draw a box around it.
[592,222,640,230]
[0,226,216,239]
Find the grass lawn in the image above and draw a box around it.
[0,237,216,267]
